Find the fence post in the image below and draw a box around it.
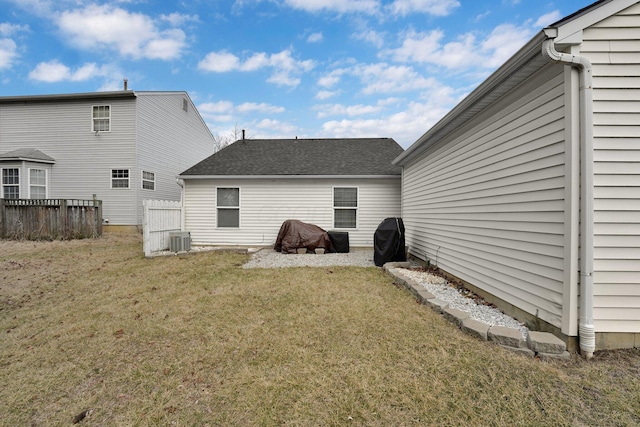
[0,198,5,239]
[59,199,68,239]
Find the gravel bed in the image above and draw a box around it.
[242,248,377,268]
[397,268,529,338]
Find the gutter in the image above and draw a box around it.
[542,30,595,359]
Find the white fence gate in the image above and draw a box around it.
[143,199,183,256]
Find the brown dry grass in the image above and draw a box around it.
[1,234,639,426]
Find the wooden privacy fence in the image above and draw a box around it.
[0,198,102,240]
[142,199,183,256]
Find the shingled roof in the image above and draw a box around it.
[180,138,403,177]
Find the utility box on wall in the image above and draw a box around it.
[169,231,191,252]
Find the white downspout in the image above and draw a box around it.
[176,178,186,231]
[542,33,595,359]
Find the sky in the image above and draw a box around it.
[1,0,595,148]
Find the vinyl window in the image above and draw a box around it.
[92,105,110,132]
[141,171,155,190]
[333,187,357,229]
[29,168,47,199]
[217,187,239,228]
[111,169,130,189]
[2,168,19,199]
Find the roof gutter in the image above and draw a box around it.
[542,30,595,359]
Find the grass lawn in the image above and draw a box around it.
[1,234,639,426]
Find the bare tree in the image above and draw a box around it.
[212,124,251,152]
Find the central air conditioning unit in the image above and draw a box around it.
[169,231,191,252]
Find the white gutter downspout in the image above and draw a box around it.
[542,31,595,359]
[176,178,186,231]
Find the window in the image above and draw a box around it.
[2,168,19,199]
[92,105,110,132]
[333,187,357,229]
[217,187,239,228]
[29,169,47,199]
[111,169,130,189]
[142,171,155,190]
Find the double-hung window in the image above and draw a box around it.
[217,187,239,228]
[142,171,155,190]
[111,169,130,189]
[29,168,47,199]
[333,187,358,229]
[92,105,110,132]
[2,168,19,199]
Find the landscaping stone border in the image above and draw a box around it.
[384,262,571,360]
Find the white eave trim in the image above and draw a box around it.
[0,157,55,164]
[177,174,401,180]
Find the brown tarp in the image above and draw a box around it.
[274,220,334,254]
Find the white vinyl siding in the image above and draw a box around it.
[582,2,640,333]
[135,93,215,222]
[401,65,567,329]
[184,178,400,247]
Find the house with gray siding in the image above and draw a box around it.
[0,90,214,230]
[393,0,640,355]
[178,138,403,248]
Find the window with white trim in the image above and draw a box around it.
[29,168,47,199]
[141,171,155,190]
[111,169,130,189]
[2,168,19,199]
[217,187,239,228]
[92,105,110,132]
[333,187,358,229]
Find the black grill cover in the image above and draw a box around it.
[328,231,349,253]
[373,217,406,267]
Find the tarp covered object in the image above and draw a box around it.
[274,220,334,254]
[373,217,406,267]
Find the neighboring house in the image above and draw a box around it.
[0,90,214,230]
[393,0,640,354]
[178,138,403,248]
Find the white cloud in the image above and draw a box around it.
[352,62,440,94]
[387,0,460,17]
[317,68,346,88]
[237,102,285,113]
[198,51,240,72]
[352,28,386,49]
[315,90,339,100]
[534,11,562,28]
[28,60,111,82]
[384,21,535,70]
[198,101,235,115]
[55,4,187,60]
[307,32,323,43]
[199,49,315,88]
[0,23,29,36]
[0,39,18,70]
[322,100,452,147]
[283,0,379,14]
[160,13,199,26]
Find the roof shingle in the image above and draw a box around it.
[180,138,403,176]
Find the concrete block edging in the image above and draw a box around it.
[383,263,570,360]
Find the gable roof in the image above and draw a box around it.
[180,138,403,177]
[393,0,638,166]
[0,148,55,163]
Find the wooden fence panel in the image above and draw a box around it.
[0,198,102,240]
[143,199,183,256]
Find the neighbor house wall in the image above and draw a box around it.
[184,177,401,248]
[135,93,214,224]
[0,97,137,225]
[584,3,640,335]
[401,64,569,331]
